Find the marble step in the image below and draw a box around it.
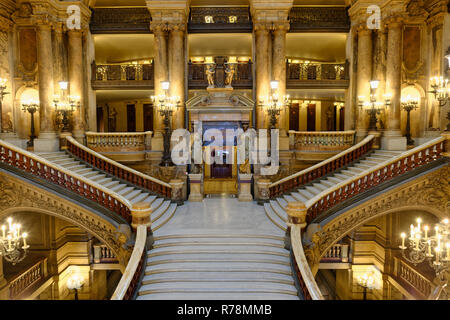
[269,200,288,221]
[104,180,121,189]
[117,186,136,197]
[154,234,285,245]
[110,183,128,193]
[152,203,177,231]
[137,291,299,300]
[131,192,151,204]
[291,191,308,203]
[142,271,294,282]
[72,167,94,175]
[145,265,292,276]
[296,189,315,200]
[263,203,286,232]
[124,189,142,201]
[327,176,344,184]
[150,197,164,210]
[304,185,322,197]
[148,245,289,256]
[143,195,158,205]
[139,281,297,293]
[317,179,334,188]
[147,258,290,268]
[312,183,328,192]
[147,252,289,263]
[276,197,288,208]
[152,200,171,222]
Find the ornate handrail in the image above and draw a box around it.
[291,225,324,300]
[305,136,445,223]
[66,136,172,198]
[291,130,355,151]
[92,62,154,81]
[0,138,133,223]
[9,258,47,299]
[286,61,349,81]
[86,131,152,152]
[393,256,434,299]
[111,225,147,300]
[269,135,374,198]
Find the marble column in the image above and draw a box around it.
[255,24,270,129]
[152,24,168,134]
[34,23,58,152]
[355,26,373,141]
[373,27,387,130]
[53,23,66,92]
[272,24,289,134]
[68,29,85,142]
[169,25,185,130]
[382,18,406,150]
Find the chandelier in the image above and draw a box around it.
[259,80,291,129]
[399,217,450,281]
[0,217,30,265]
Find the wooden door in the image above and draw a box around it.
[339,107,345,131]
[307,104,316,131]
[289,104,299,131]
[127,104,136,132]
[96,107,104,132]
[143,104,153,132]
[210,149,232,179]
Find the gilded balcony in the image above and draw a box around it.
[91,62,154,90]
[286,60,350,89]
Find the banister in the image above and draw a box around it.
[0,138,133,222]
[305,136,445,222]
[66,136,171,189]
[86,131,152,137]
[291,225,324,300]
[8,257,47,299]
[270,134,374,189]
[111,225,147,300]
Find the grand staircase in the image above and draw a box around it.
[264,149,404,231]
[36,151,177,231]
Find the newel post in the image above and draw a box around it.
[131,202,153,248]
[255,178,271,204]
[284,201,308,250]
[369,131,382,150]
[169,179,185,205]
[442,132,450,158]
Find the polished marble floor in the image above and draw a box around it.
[155,197,284,237]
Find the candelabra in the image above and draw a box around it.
[66,272,84,300]
[0,77,9,133]
[401,95,419,146]
[1,217,30,265]
[399,217,450,285]
[21,99,40,148]
[358,80,390,131]
[53,81,80,133]
[259,81,290,130]
[356,272,377,300]
[151,81,180,167]
[429,76,450,131]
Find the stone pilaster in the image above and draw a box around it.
[68,29,85,142]
[238,173,253,201]
[188,173,203,202]
[272,22,289,135]
[168,24,186,130]
[34,22,58,152]
[382,17,406,151]
[151,23,168,136]
[355,26,373,142]
[254,23,271,129]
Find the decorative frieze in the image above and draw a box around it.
[90,8,151,34]
[289,7,350,32]
[188,7,252,33]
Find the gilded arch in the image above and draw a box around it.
[0,171,132,270]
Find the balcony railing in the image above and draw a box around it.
[286,61,349,89]
[86,131,152,153]
[91,62,154,90]
[9,258,48,299]
[291,130,355,152]
[188,60,253,89]
[93,244,119,264]
[320,243,349,263]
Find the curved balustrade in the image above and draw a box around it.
[269,135,374,198]
[86,131,152,153]
[67,136,172,199]
[0,139,133,223]
[111,225,147,300]
[292,130,355,151]
[305,136,445,223]
[291,225,324,300]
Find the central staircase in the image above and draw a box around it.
[36,151,177,231]
[138,234,299,300]
[264,149,404,231]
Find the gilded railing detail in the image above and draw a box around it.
[86,131,152,153]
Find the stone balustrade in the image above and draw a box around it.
[86,131,152,153]
[286,60,349,89]
[92,62,154,90]
[9,258,48,299]
[93,244,118,264]
[321,243,349,263]
[291,130,355,151]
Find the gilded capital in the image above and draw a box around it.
[150,22,168,34]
